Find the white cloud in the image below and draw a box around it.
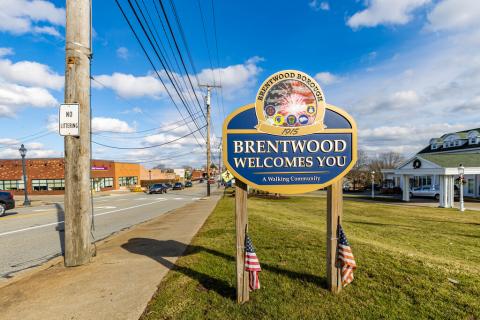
[0,48,14,57]
[426,0,480,32]
[92,117,135,133]
[121,107,143,114]
[309,0,330,11]
[196,56,263,100]
[0,138,19,145]
[314,72,342,85]
[347,0,430,28]
[93,57,263,101]
[0,58,63,90]
[325,26,480,157]
[32,25,61,37]
[116,47,129,60]
[93,73,167,99]
[0,82,57,117]
[0,0,65,36]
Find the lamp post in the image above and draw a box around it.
[149,170,152,181]
[18,144,31,206]
[371,170,375,199]
[458,164,465,212]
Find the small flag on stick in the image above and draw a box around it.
[245,234,261,291]
[337,224,357,287]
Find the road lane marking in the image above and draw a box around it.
[174,198,183,200]
[33,209,50,212]
[94,206,116,209]
[0,199,168,238]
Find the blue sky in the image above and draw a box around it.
[0,0,479,168]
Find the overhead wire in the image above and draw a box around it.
[92,123,206,150]
[155,0,206,121]
[114,0,206,148]
[127,0,206,140]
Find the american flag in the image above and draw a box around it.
[337,224,356,287]
[245,234,261,291]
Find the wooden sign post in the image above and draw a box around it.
[235,180,249,303]
[222,70,357,303]
[327,180,343,293]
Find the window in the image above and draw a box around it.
[118,176,138,187]
[91,177,114,188]
[32,179,65,191]
[468,179,474,194]
[0,180,24,190]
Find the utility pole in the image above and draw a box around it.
[64,0,93,266]
[199,84,221,197]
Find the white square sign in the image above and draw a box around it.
[59,103,80,136]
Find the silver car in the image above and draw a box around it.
[409,185,440,200]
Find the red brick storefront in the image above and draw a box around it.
[0,158,133,195]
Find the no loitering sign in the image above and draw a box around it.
[59,103,80,136]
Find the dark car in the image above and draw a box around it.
[185,181,193,188]
[148,184,168,194]
[198,179,204,183]
[173,182,184,190]
[0,191,15,216]
[165,183,173,189]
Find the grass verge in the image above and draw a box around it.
[142,195,480,320]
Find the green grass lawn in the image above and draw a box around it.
[142,195,480,320]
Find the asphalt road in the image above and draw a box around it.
[0,183,209,278]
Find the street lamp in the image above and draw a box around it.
[458,164,465,212]
[149,169,152,180]
[371,170,375,199]
[18,144,31,206]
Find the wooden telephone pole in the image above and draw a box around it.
[199,84,221,197]
[64,0,93,266]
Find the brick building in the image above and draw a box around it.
[0,158,143,195]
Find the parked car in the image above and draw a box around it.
[165,183,173,189]
[0,191,15,216]
[173,182,184,190]
[185,181,193,188]
[409,185,440,200]
[148,183,168,194]
[199,179,204,183]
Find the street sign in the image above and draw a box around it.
[222,70,357,194]
[59,103,80,136]
[221,170,234,183]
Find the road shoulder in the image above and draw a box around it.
[0,192,222,320]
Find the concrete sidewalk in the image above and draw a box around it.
[0,191,222,320]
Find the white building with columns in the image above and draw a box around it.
[382,128,480,207]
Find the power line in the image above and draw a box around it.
[114,0,206,148]
[127,0,205,137]
[0,131,55,150]
[93,112,203,138]
[210,0,226,121]
[136,0,201,121]
[92,123,206,150]
[155,0,206,118]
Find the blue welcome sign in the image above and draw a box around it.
[223,70,357,194]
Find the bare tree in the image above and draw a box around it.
[347,149,369,190]
[368,152,405,184]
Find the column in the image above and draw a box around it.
[447,176,455,208]
[439,175,446,208]
[402,175,410,202]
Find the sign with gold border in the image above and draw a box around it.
[222,70,357,194]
